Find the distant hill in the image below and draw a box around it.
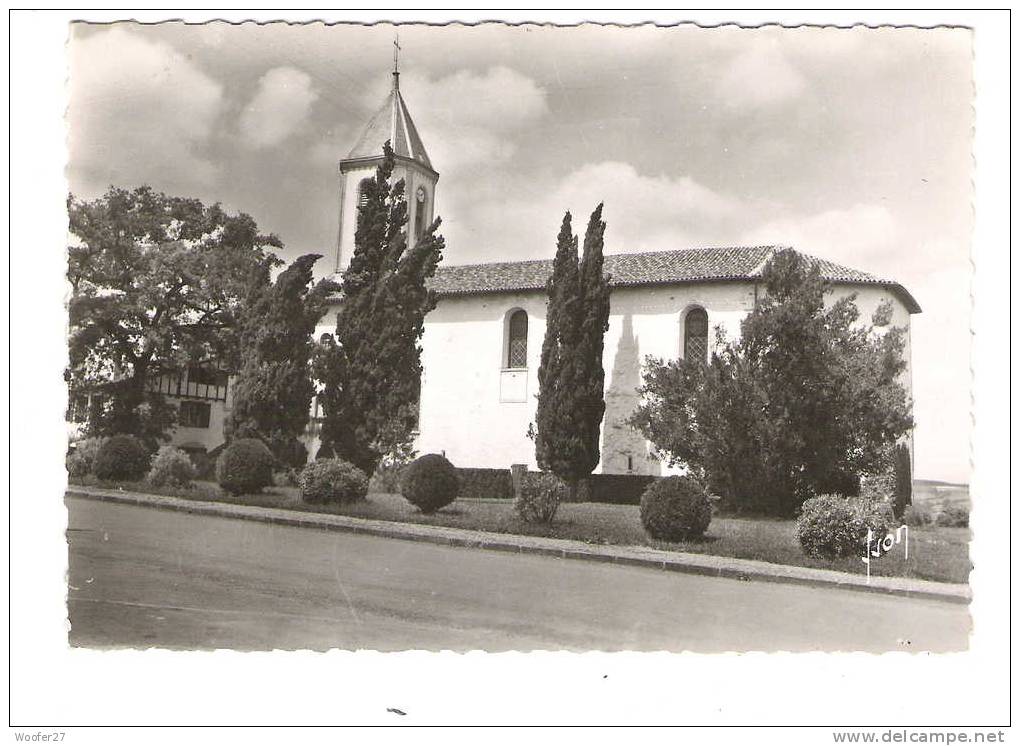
[913,479,970,508]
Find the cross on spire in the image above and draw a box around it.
[392,31,401,88]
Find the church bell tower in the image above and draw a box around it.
[333,50,438,276]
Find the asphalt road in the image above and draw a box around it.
[66,497,970,652]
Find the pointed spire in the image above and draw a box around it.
[345,45,433,171]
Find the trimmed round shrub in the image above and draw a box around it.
[300,458,369,505]
[216,438,274,495]
[639,476,712,541]
[514,472,566,523]
[66,450,90,482]
[400,454,460,514]
[147,445,196,488]
[796,494,895,559]
[93,434,150,481]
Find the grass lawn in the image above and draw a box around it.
[72,477,971,585]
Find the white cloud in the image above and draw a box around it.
[68,27,225,194]
[740,204,904,278]
[551,162,739,249]
[239,66,318,148]
[360,66,548,174]
[443,161,740,262]
[716,38,807,110]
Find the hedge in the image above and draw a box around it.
[455,467,515,499]
[452,466,659,504]
[585,473,661,505]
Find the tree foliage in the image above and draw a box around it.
[227,253,334,468]
[67,186,282,447]
[630,249,913,516]
[313,143,445,476]
[534,205,611,495]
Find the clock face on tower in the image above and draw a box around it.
[416,186,426,204]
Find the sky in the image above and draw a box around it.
[66,22,974,483]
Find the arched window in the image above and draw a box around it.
[684,307,709,363]
[506,310,528,369]
[414,186,428,239]
[357,178,373,208]
[415,199,427,239]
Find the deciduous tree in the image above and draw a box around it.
[67,186,281,448]
[630,249,913,516]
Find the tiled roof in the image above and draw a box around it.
[345,77,432,170]
[426,246,921,313]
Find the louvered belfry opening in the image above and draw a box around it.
[357,178,373,208]
[507,310,528,369]
[684,307,709,364]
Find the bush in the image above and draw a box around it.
[796,494,895,559]
[860,470,895,501]
[146,445,196,488]
[66,451,90,483]
[370,450,416,494]
[369,461,404,493]
[400,454,460,514]
[903,503,934,527]
[71,436,107,474]
[188,449,215,480]
[300,459,369,505]
[93,434,150,481]
[457,467,515,499]
[514,472,566,523]
[269,436,308,471]
[216,438,275,495]
[935,505,969,528]
[639,476,712,541]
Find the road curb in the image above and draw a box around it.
[65,487,971,605]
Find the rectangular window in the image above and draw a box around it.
[179,400,211,429]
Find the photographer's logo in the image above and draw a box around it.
[861,525,909,581]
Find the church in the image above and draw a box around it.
[310,68,920,476]
[161,68,921,477]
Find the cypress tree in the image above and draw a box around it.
[535,205,611,499]
[227,253,331,468]
[576,204,611,480]
[314,142,444,476]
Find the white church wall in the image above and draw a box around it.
[598,282,756,476]
[415,291,548,470]
[414,281,759,475]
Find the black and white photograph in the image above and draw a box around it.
[6,8,1013,735]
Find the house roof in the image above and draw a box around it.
[426,246,922,313]
[345,74,433,170]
